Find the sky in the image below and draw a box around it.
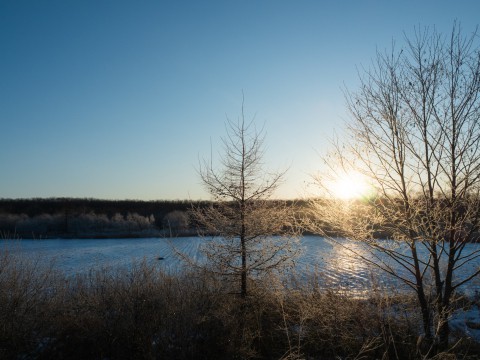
[1,0,479,200]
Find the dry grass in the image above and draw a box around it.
[0,251,479,359]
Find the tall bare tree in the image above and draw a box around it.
[191,104,299,298]
[308,23,480,353]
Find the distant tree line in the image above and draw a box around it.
[0,198,306,238]
[0,198,208,238]
[0,198,197,220]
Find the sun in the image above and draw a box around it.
[330,172,373,200]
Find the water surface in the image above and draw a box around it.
[2,236,479,295]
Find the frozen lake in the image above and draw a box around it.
[2,236,480,295]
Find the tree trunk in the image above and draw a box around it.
[240,199,247,298]
[412,245,433,341]
[417,288,433,341]
[438,266,454,351]
[241,234,247,298]
[437,309,450,352]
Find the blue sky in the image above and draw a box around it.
[1,0,479,200]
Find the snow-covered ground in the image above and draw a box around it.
[450,305,480,342]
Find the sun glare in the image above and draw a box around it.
[331,172,373,200]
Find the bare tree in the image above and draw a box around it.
[308,23,480,353]
[191,103,299,298]
[163,210,190,236]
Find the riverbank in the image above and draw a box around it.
[1,250,479,359]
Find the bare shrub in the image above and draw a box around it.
[0,252,59,358]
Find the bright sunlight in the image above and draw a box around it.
[330,172,373,200]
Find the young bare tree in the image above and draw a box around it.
[308,23,480,353]
[191,104,299,298]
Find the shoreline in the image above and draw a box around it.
[2,230,199,240]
